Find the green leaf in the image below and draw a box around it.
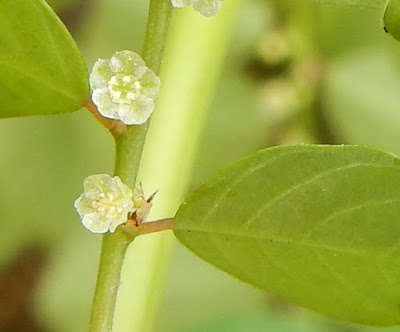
[46,0,80,12]
[0,0,89,118]
[174,145,400,326]
[314,0,386,9]
[383,0,400,41]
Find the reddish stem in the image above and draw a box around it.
[83,99,127,136]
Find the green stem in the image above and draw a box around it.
[88,229,131,332]
[114,0,173,188]
[113,0,173,188]
[142,0,173,73]
[89,0,173,330]
[112,1,245,331]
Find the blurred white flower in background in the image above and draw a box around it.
[171,0,222,17]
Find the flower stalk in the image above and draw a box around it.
[83,99,127,136]
[123,218,175,236]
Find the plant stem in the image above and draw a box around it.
[113,2,173,187]
[112,2,245,331]
[89,0,173,330]
[113,0,173,189]
[88,229,131,332]
[83,99,127,136]
[124,218,175,236]
[136,218,174,234]
[142,0,173,73]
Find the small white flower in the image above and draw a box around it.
[171,0,222,17]
[74,174,134,233]
[90,50,161,125]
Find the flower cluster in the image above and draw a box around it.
[171,0,222,17]
[90,50,160,125]
[74,174,153,233]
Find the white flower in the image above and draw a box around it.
[90,50,161,125]
[74,174,134,233]
[171,0,222,17]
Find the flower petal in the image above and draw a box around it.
[192,0,222,17]
[90,59,113,91]
[140,70,161,98]
[110,50,147,78]
[171,0,193,8]
[89,50,161,125]
[92,89,121,120]
[81,213,111,233]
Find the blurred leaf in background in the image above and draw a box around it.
[47,0,81,12]
[324,50,400,154]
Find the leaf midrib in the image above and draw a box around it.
[178,196,400,258]
[177,226,386,257]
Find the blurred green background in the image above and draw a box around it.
[2,0,400,331]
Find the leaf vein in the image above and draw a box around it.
[203,149,304,224]
[311,247,372,304]
[300,197,400,241]
[244,163,395,228]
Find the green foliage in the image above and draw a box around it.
[46,0,80,12]
[0,0,89,118]
[324,50,400,155]
[183,311,322,332]
[313,0,385,9]
[175,145,400,326]
[384,0,400,41]
[4,0,400,330]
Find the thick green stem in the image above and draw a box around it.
[89,0,173,331]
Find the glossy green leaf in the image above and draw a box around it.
[314,0,385,9]
[0,0,89,118]
[175,145,400,326]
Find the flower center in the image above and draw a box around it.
[92,192,124,218]
[108,74,142,104]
